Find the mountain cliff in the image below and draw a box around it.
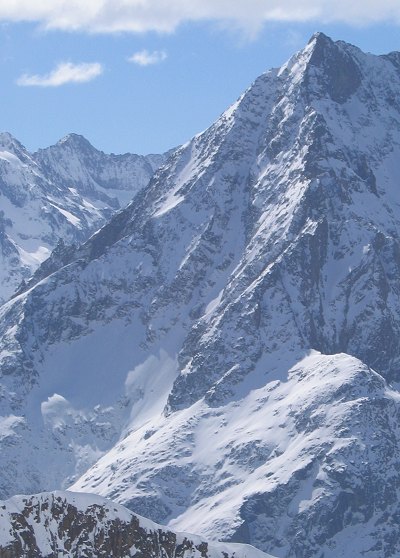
[1,33,400,557]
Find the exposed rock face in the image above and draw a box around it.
[2,32,400,557]
[0,492,271,558]
[0,132,170,304]
[306,32,362,103]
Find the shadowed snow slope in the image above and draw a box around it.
[2,33,400,557]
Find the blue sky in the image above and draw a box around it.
[1,2,400,155]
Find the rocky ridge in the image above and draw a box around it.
[0,491,271,558]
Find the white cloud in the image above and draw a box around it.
[16,61,103,87]
[2,1,400,35]
[128,50,167,66]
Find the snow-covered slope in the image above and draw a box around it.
[0,491,272,558]
[2,32,400,557]
[0,132,169,304]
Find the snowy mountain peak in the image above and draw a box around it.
[0,131,21,147]
[0,132,33,164]
[58,132,89,143]
[56,132,95,150]
[277,32,362,105]
[2,35,400,558]
[306,30,344,55]
[308,30,332,43]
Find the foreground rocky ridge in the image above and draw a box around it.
[1,33,400,557]
[0,132,168,303]
[0,491,271,558]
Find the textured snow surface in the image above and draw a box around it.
[2,32,400,557]
[0,131,170,304]
[0,491,273,558]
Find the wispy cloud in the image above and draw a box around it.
[128,50,167,66]
[1,1,400,35]
[17,61,103,87]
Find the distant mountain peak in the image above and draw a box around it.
[0,131,26,154]
[0,131,17,143]
[54,132,96,153]
[0,131,170,304]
